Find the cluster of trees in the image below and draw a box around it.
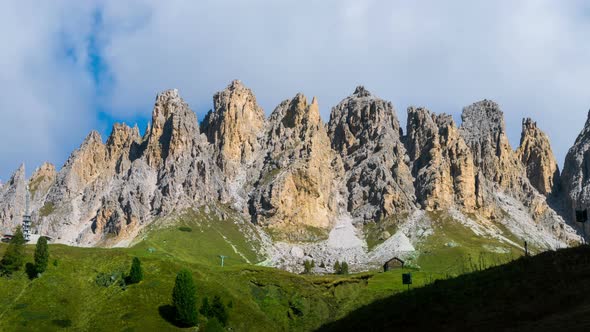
[172,269,230,329]
[95,257,143,289]
[0,226,49,278]
[333,261,349,275]
[302,259,350,275]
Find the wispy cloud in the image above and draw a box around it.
[1,0,589,179]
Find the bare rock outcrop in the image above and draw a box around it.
[249,94,342,238]
[459,101,579,244]
[202,80,266,181]
[0,82,583,250]
[460,100,524,192]
[516,118,560,195]
[562,110,590,236]
[405,107,476,211]
[0,164,26,233]
[327,86,415,222]
[92,89,220,244]
[30,89,222,246]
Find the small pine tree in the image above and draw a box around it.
[319,261,325,268]
[128,257,143,284]
[1,226,26,275]
[172,269,198,327]
[341,261,349,275]
[333,261,341,275]
[34,236,49,274]
[311,260,315,268]
[200,297,212,316]
[304,260,312,274]
[211,295,228,326]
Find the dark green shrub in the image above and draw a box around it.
[200,297,212,316]
[1,226,26,275]
[178,226,193,232]
[303,260,313,274]
[127,257,143,284]
[211,296,228,326]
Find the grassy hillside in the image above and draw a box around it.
[0,209,553,331]
[319,245,590,332]
[0,209,440,331]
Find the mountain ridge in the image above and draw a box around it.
[0,80,587,271]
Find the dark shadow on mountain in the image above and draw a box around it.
[317,246,590,332]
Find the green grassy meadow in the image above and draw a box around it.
[0,210,545,331]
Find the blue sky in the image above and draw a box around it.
[1,0,590,181]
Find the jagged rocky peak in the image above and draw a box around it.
[280,93,322,132]
[202,80,265,179]
[328,87,415,222]
[516,118,559,195]
[0,164,27,233]
[353,85,371,97]
[65,130,109,186]
[106,123,140,157]
[405,107,476,211]
[459,100,523,190]
[249,94,342,238]
[145,89,200,167]
[106,123,142,172]
[328,86,400,155]
[29,162,56,200]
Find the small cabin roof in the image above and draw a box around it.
[384,257,405,265]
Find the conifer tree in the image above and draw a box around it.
[333,261,341,275]
[34,236,49,274]
[128,257,143,284]
[1,226,26,275]
[304,260,313,274]
[200,297,212,316]
[172,269,198,327]
[341,261,349,275]
[211,295,228,326]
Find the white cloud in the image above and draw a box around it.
[0,1,97,179]
[1,0,589,180]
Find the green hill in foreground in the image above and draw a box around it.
[0,209,586,331]
[319,245,590,332]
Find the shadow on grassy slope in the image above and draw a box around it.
[318,245,590,332]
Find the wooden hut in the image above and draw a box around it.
[383,257,405,272]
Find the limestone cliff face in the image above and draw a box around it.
[26,89,222,246]
[460,100,524,192]
[327,87,415,222]
[0,82,583,248]
[516,118,560,195]
[249,94,342,237]
[91,89,220,244]
[106,123,141,173]
[562,111,590,236]
[458,101,579,245]
[202,80,266,181]
[405,107,476,211]
[0,164,26,233]
[29,163,57,201]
